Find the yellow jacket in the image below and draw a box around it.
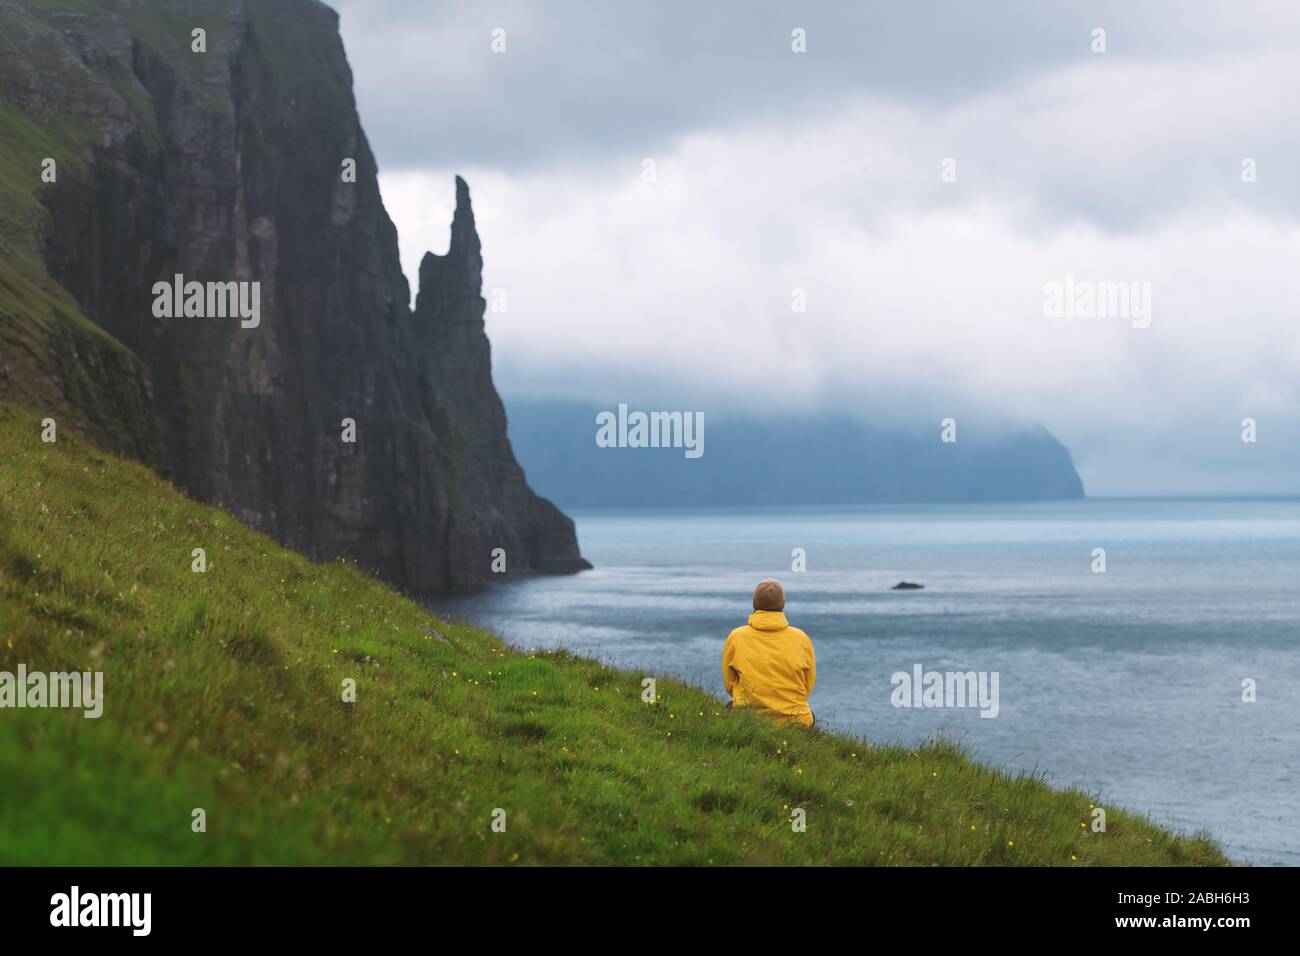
[722,610,816,727]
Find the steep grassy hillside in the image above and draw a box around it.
[0,401,1228,865]
[0,94,159,462]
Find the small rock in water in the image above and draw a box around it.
[891,581,924,590]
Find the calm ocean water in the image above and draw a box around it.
[427,499,1300,865]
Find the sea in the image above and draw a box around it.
[427,499,1300,865]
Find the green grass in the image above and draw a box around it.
[0,101,90,264]
[0,78,158,454]
[0,400,1229,865]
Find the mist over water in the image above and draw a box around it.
[428,499,1300,865]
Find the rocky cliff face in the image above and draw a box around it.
[0,0,588,591]
[508,402,1086,507]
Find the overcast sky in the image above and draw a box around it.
[330,0,1300,495]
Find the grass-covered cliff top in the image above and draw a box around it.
[0,401,1228,865]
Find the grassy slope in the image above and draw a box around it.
[0,75,156,455]
[0,402,1228,866]
[0,99,109,361]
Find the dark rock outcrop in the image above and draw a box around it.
[506,401,1087,507]
[0,0,588,591]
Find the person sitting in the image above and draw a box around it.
[722,578,816,727]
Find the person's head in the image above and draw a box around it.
[752,578,785,612]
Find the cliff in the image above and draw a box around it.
[507,402,1086,507]
[0,0,588,591]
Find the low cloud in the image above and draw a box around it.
[352,5,1300,495]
